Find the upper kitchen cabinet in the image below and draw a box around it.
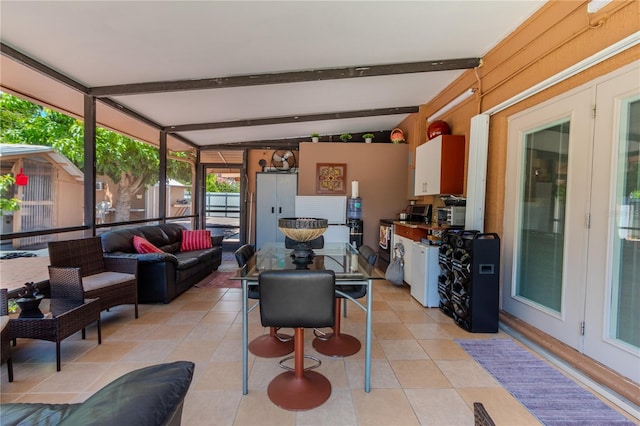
[414,135,465,196]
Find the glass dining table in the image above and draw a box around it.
[231,242,386,394]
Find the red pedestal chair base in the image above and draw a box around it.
[312,299,361,357]
[312,332,361,357]
[248,331,294,358]
[267,369,331,410]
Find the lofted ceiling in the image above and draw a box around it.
[0,1,545,151]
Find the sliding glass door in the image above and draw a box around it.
[503,62,639,381]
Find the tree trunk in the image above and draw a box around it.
[113,172,145,222]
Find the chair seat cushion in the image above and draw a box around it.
[82,272,136,292]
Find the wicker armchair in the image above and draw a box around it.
[48,236,138,319]
[1,288,14,382]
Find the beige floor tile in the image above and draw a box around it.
[192,361,243,391]
[167,339,220,362]
[182,389,242,426]
[200,311,239,324]
[130,311,174,324]
[345,359,400,389]
[166,311,208,325]
[351,388,419,425]
[405,388,474,425]
[394,309,435,323]
[30,362,112,393]
[3,260,628,426]
[457,388,542,426]
[295,388,358,425]
[75,341,137,362]
[119,340,178,363]
[378,339,429,361]
[233,390,296,426]
[146,324,194,341]
[419,339,472,360]
[390,360,451,389]
[434,359,501,388]
[372,323,413,340]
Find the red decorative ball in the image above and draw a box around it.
[427,120,451,140]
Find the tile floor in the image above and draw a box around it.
[0,259,634,425]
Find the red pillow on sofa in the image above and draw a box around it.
[181,230,212,251]
[133,235,164,254]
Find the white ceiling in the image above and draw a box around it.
[0,1,546,148]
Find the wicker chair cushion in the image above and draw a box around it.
[82,272,136,292]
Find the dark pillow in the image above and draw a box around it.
[60,361,195,426]
[211,235,224,247]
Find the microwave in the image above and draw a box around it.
[437,206,466,227]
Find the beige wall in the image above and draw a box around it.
[298,142,408,248]
[245,143,409,248]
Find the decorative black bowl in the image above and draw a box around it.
[278,218,328,258]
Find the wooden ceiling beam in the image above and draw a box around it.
[203,130,393,150]
[165,106,418,132]
[90,57,481,96]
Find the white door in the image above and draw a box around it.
[584,66,640,382]
[503,62,640,380]
[503,87,593,349]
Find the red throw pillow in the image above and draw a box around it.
[133,235,164,254]
[181,230,212,251]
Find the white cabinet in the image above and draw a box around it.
[414,135,465,196]
[410,242,440,307]
[394,235,414,285]
[256,173,297,249]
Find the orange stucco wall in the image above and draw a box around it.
[409,0,639,236]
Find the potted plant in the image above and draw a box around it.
[311,133,320,143]
[15,282,44,314]
[340,133,352,143]
[363,133,374,144]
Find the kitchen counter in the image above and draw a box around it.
[394,221,449,243]
[393,221,446,231]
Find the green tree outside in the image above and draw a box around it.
[1,93,192,222]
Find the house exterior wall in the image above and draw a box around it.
[409,0,638,236]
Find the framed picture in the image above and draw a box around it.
[316,163,347,194]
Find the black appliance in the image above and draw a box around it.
[348,219,363,248]
[447,231,500,333]
[406,204,433,224]
[378,219,395,271]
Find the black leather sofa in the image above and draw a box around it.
[100,224,222,303]
[1,361,194,426]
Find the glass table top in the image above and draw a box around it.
[233,242,385,281]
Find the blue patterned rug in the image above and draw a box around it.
[456,338,634,426]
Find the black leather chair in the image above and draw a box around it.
[313,245,377,357]
[234,244,294,358]
[259,270,335,411]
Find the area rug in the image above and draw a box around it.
[456,338,634,426]
[194,271,240,289]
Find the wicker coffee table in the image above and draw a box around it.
[10,298,101,371]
